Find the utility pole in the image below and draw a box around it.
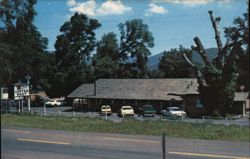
[25,75,31,112]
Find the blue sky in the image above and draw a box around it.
[34,0,247,56]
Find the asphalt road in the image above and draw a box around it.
[2,127,250,159]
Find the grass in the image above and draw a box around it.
[1,114,249,142]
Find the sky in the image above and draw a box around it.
[34,0,248,56]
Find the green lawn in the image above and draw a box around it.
[1,114,249,142]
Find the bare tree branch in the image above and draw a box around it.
[209,10,223,53]
[214,38,231,67]
[182,53,207,87]
[192,37,216,71]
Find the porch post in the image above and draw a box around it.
[243,102,246,117]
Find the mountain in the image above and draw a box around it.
[148,48,218,70]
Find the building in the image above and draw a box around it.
[67,78,249,117]
[232,92,249,117]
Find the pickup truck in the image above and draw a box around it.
[140,105,156,116]
[45,99,63,106]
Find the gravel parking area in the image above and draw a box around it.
[27,106,250,126]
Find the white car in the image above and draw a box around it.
[45,99,63,106]
[161,107,186,117]
[119,106,134,116]
[101,105,112,116]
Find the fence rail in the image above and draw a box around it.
[1,106,249,127]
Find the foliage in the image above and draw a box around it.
[159,46,195,78]
[183,10,249,116]
[224,11,249,91]
[55,13,101,70]
[0,0,50,90]
[92,32,120,79]
[118,19,154,78]
[48,13,100,97]
[236,50,249,91]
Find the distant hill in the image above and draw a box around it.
[148,48,218,70]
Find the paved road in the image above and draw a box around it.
[2,127,250,159]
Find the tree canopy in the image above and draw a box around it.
[159,46,195,78]
[92,32,120,79]
[48,13,101,97]
[0,0,50,90]
[118,19,154,78]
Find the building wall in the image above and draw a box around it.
[184,95,206,117]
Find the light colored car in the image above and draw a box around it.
[119,106,134,116]
[101,105,112,116]
[45,99,63,106]
[161,107,186,117]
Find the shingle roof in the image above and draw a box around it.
[91,78,198,101]
[68,80,249,102]
[67,84,94,98]
[234,92,249,101]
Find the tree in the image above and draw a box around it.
[49,13,101,97]
[182,10,249,116]
[224,9,249,91]
[159,46,195,78]
[0,0,50,90]
[55,13,101,70]
[236,50,249,91]
[92,32,120,79]
[118,19,154,78]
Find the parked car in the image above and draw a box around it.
[161,107,186,117]
[100,105,112,116]
[140,105,156,116]
[45,99,63,106]
[119,106,134,116]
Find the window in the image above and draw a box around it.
[196,99,203,108]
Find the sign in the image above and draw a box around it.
[14,85,29,100]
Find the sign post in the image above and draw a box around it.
[25,75,31,112]
[9,82,30,114]
[162,133,166,159]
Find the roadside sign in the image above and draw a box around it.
[9,83,29,100]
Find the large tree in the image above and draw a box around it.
[0,0,49,89]
[55,13,101,70]
[49,13,101,97]
[92,32,120,79]
[159,46,195,78]
[118,19,154,78]
[183,10,249,116]
[224,9,249,91]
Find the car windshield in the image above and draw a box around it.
[102,106,110,109]
[123,107,132,110]
[143,105,153,109]
[168,107,181,111]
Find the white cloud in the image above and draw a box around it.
[151,0,232,6]
[67,0,132,16]
[97,1,132,15]
[145,3,168,16]
[66,0,77,7]
[69,1,96,16]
